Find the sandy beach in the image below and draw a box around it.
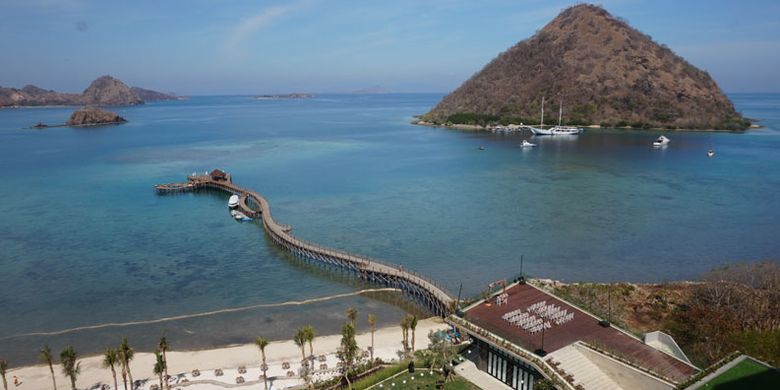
[8,318,448,390]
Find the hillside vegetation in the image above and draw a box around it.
[423,4,749,130]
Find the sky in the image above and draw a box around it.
[1,0,778,95]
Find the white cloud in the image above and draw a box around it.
[226,5,291,48]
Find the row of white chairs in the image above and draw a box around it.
[495,293,509,306]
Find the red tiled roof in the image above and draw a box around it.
[464,283,698,383]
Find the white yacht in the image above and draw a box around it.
[707,149,715,157]
[228,194,239,208]
[520,140,536,148]
[653,135,670,147]
[529,97,583,135]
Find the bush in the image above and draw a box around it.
[446,113,500,126]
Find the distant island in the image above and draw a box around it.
[255,93,313,100]
[352,85,389,94]
[420,4,750,131]
[0,75,179,107]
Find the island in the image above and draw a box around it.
[254,93,313,100]
[1,75,178,107]
[419,4,751,131]
[65,106,127,126]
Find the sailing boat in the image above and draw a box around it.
[529,97,553,135]
[549,100,583,135]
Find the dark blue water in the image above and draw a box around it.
[1,94,778,363]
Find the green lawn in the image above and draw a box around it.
[702,358,780,389]
[370,370,479,390]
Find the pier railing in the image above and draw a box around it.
[155,174,455,316]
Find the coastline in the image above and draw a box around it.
[412,119,755,132]
[7,318,448,390]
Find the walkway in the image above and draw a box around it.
[155,173,454,316]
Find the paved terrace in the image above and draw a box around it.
[464,283,698,384]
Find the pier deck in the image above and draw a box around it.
[155,173,454,316]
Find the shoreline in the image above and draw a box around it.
[7,318,449,390]
[412,119,756,132]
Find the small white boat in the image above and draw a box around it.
[520,140,536,148]
[707,149,715,157]
[653,135,670,147]
[233,211,252,221]
[228,194,239,208]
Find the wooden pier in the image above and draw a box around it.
[155,172,454,317]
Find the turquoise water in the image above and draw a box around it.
[1,94,778,364]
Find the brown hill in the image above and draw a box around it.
[423,4,749,130]
[66,106,127,126]
[81,76,142,105]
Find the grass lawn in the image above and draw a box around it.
[370,370,479,390]
[702,358,780,389]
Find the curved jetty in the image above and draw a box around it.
[155,172,454,316]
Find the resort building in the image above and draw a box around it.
[448,281,700,390]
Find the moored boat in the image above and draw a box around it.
[520,140,537,148]
[707,149,715,157]
[653,135,670,147]
[228,194,239,208]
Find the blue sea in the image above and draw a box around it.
[1,93,778,364]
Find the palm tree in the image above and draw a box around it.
[153,351,166,390]
[0,359,9,390]
[367,314,377,361]
[158,337,169,389]
[117,347,128,390]
[40,344,57,390]
[409,315,418,352]
[60,346,80,390]
[303,325,315,359]
[293,329,307,364]
[255,337,269,390]
[102,348,119,390]
[119,338,134,390]
[346,307,357,328]
[294,328,311,387]
[400,316,410,357]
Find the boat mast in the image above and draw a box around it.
[540,96,545,128]
[558,100,563,126]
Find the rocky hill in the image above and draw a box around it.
[131,87,178,102]
[66,106,127,126]
[422,4,749,130]
[1,76,174,107]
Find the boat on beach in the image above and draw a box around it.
[653,135,670,147]
[228,194,239,208]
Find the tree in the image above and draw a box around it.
[102,348,119,390]
[60,346,80,390]
[293,329,309,386]
[158,337,170,389]
[0,359,8,390]
[153,351,166,390]
[400,316,410,357]
[255,337,270,390]
[40,344,57,390]
[367,314,377,361]
[346,307,358,328]
[303,325,315,359]
[428,330,455,371]
[337,322,359,390]
[119,338,134,390]
[409,315,418,352]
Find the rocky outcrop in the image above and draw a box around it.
[65,106,127,126]
[423,4,749,130]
